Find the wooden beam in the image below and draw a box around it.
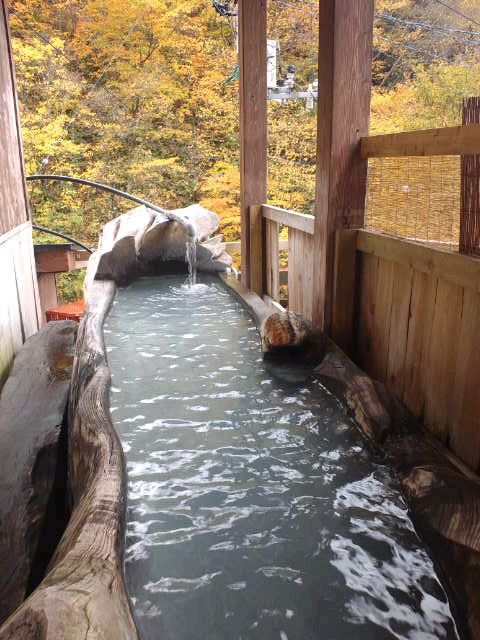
[226,239,288,252]
[262,204,315,235]
[239,0,267,289]
[312,0,374,331]
[361,124,480,158]
[34,246,75,273]
[357,230,480,293]
[74,249,91,268]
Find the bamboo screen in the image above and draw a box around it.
[365,155,461,249]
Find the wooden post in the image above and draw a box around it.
[460,97,480,256]
[37,273,58,321]
[239,0,268,289]
[312,0,374,331]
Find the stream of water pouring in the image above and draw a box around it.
[185,236,197,287]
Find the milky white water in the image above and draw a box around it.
[105,275,457,640]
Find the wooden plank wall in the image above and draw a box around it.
[0,0,29,235]
[265,218,280,301]
[0,0,41,387]
[351,230,480,472]
[288,228,314,321]
[0,223,42,386]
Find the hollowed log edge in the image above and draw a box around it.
[0,266,138,638]
[222,274,480,640]
[2,240,478,639]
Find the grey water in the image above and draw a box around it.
[105,275,458,640]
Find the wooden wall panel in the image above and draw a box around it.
[332,230,357,353]
[386,263,413,397]
[0,0,29,235]
[369,259,394,382]
[356,253,379,375]
[287,229,314,321]
[288,229,302,316]
[13,224,42,335]
[423,280,464,442]
[0,237,23,383]
[350,229,480,471]
[0,224,40,387]
[403,272,437,415]
[449,288,480,468]
[265,219,280,301]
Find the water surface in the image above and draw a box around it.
[105,275,457,640]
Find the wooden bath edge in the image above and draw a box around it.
[0,258,140,638]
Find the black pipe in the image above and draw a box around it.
[32,224,94,253]
[26,174,168,217]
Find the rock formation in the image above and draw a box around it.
[94,204,232,284]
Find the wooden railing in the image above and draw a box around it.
[249,204,315,320]
[247,124,480,318]
[361,123,480,158]
[225,239,288,253]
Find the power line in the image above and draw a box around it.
[275,0,317,17]
[432,0,480,29]
[376,12,480,44]
[377,34,473,67]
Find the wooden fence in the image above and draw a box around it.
[0,0,41,387]
[333,229,480,472]
[0,223,42,386]
[245,124,480,471]
[249,204,315,320]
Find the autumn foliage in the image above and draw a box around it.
[8,0,480,298]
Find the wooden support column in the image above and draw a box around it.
[37,273,58,321]
[239,0,268,289]
[460,97,480,256]
[312,0,374,331]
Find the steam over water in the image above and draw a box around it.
[105,275,457,640]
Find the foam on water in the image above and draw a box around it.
[105,275,458,640]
